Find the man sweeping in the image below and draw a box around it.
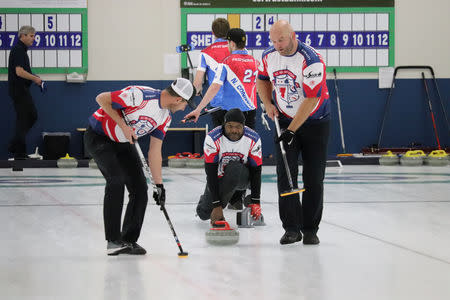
[196,108,263,226]
[84,78,195,255]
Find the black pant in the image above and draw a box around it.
[84,127,148,243]
[275,120,330,234]
[210,108,256,129]
[8,87,37,156]
[196,161,249,220]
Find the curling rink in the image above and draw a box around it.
[1,164,450,300]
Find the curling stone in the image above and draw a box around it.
[88,158,98,169]
[424,150,448,166]
[236,207,266,228]
[57,153,78,168]
[379,150,399,166]
[168,155,186,168]
[205,221,239,245]
[400,150,425,166]
[28,147,43,160]
[168,152,191,168]
[185,153,204,168]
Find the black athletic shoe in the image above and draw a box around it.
[128,242,147,255]
[303,232,320,245]
[107,240,132,256]
[280,231,302,245]
[227,201,243,210]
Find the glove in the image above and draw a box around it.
[40,81,47,94]
[248,203,261,220]
[210,206,225,226]
[276,129,295,146]
[153,184,166,206]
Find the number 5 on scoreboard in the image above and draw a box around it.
[45,14,56,31]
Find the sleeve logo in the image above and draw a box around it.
[303,63,324,89]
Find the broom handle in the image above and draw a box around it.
[274,116,295,190]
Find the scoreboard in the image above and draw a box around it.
[0,4,87,74]
[181,0,395,72]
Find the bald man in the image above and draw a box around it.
[257,20,330,245]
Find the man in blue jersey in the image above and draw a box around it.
[257,20,330,245]
[185,28,259,129]
[84,78,195,255]
[193,18,230,127]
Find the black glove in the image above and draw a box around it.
[276,129,295,146]
[153,184,166,206]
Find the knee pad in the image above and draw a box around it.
[196,204,210,221]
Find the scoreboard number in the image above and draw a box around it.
[181,2,395,73]
[0,7,87,74]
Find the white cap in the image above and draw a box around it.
[171,78,194,101]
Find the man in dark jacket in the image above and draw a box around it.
[8,25,43,159]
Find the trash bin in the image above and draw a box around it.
[42,132,71,160]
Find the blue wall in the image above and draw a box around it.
[1,79,449,160]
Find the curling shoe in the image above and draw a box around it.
[227,200,243,210]
[107,240,131,256]
[280,231,302,245]
[128,242,147,255]
[302,232,320,245]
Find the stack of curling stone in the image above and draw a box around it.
[379,150,399,166]
[185,153,204,168]
[168,152,191,168]
[89,158,98,169]
[424,150,449,166]
[400,150,425,166]
[57,153,78,168]
[205,221,239,245]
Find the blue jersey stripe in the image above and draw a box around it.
[243,127,260,142]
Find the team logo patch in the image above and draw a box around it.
[273,70,301,108]
[219,152,244,175]
[130,116,157,137]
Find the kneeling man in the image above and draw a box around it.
[196,108,263,226]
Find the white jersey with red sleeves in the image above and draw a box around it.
[197,38,230,108]
[204,126,262,177]
[88,86,171,142]
[213,49,259,111]
[258,40,329,120]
